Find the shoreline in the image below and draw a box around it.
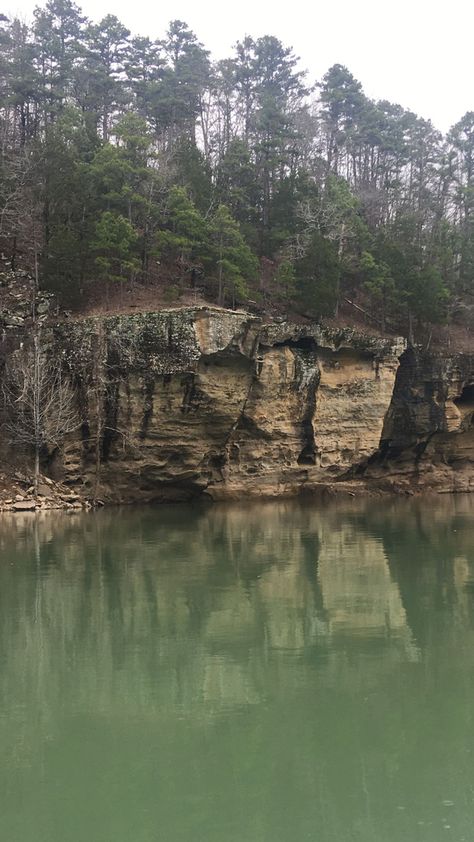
[1,479,472,514]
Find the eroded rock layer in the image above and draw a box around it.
[3,306,473,500]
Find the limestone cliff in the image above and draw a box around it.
[2,306,473,501]
[361,347,474,493]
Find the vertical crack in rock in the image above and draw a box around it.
[193,351,257,486]
[140,376,156,438]
[181,374,199,415]
[294,349,321,466]
[221,359,261,472]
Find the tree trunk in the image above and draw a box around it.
[334,222,346,319]
[408,310,415,346]
[34,446,40,497]
[10,236,17,270]
[217,235,223,306]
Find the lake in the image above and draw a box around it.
[0,495,473,842]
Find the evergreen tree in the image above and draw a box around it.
[210,204,257,305]
[83,15,130,140]
[154,186,211,284]
[93,210,139,299]
[0,0,472,337]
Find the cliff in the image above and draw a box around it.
[2,307,473,502]
[363,347,474,493]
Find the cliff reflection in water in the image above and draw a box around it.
[1,496,474,842]
[0,497,472,719]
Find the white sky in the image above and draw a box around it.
[6,0,473,133]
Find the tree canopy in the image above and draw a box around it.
[1,2,473,334]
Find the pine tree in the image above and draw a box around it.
[210,204,257,305]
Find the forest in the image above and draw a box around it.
[1,0,474,339]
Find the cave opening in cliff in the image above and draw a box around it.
[297,446,317,466]
[455,384,474,426]
[455,384,474,405]
[267,336,318,351]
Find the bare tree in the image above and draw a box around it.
[2,336,79,494]
[0,147,42,272]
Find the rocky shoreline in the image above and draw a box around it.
[0,471,464,515]
[0,472,94,513]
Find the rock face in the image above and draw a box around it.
[46,308,408,502]
[1,306,473,501]
[362,348,474,493]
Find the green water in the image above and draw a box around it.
[0,497,474,842]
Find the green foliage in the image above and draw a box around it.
[376,214,449,324]
[155,186,210,268]
[405,265,450,325]
[210,204,258,305]
[0,2,472,337]
[172,137,212,212]
[295,232,341,317]
[274,259,296,302]
[215,139,260,247]
[360,251,395,328]
[93,211,139,283]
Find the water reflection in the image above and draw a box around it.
[0,496,473,842]
[0,498,473,718]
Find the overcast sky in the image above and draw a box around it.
[6,0,473,133]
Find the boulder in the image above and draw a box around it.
[12,500,36,511]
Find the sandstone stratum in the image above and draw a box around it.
[1,306,473,505]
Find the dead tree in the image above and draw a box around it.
[2,334,79,494]
[0,148,42,272]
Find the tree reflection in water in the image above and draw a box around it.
[0,496,473,842]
